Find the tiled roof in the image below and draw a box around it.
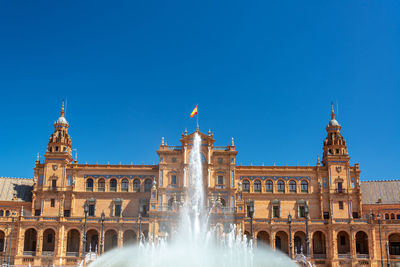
[0,177,34,202]
[360,180,400,204]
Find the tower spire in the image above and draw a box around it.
[331,102,335,120]
[61,99,65,117]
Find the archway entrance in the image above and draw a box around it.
[23,228,37,256]
[42,229,56,254]
[66,229,80,256]
[123,230,136,246]
[104,230,118,252]
[294,231,306,255]
[389,233,400,256]
[275,231,289,254]
[256,231,270,247]
[355,231,369,255]
[312,231,326,258]
[337,231,350,255]
[86,230,99,252]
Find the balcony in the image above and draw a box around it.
[23,251,36,256]
[356,254,369,259]
[313,254,327,259]
[42,251,54,256]
[215,185,225,189]
[335,189,346,194]
[338,253,351,259]
[66,252,79,257]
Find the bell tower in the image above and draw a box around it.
[322,106,348,165]
[45,100,72,162]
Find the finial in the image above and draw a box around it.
[184,128,188,136]
[161,137,165,146]
[61,99,65,117]
[231,138,234,146]
[331,102,335,120]
[36,153,39,162]
[317,155,320,165]
[208,129,211,136]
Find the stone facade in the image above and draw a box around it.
[0,103,399,267]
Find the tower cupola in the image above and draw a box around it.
[322,106,348,165]
[46,101,72,161]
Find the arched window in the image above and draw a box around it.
[121,179,129,192]
[289,180,296,192]
[110,179,117,192]
[266,180,273,192]
[301,180,309,193]
[242,180,250,193]
[5,210,10,217]
[133,179,140,192]
[277,180,285,193]
[98,179,105,192]
[86,179,93,192]
[254,180,261,193]
[0,210,3,216]
[144,179,153,192]
[391,213,395,220]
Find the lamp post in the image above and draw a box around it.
[247,200,255,242]
[139,206,143,241]
[288,214,293,259]
[82,201,89,257]
[305,204,310,257]
[386,241,390,267]
[100,211,105,255]
[2,226,8,265]
[377,215,384,267]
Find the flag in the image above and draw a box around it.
[190,105,198,118]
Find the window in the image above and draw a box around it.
[351,178,355,188]
[323,177,327,188]
[172,157,177,163]
[144,179,152,192]
[397,214,400,220]
[64,210,70,217]
[38,175,43,186]
[110,179,117,192]
[218,158,223,164]
[301,180,308,193]
[338,182,343,192]
[52,179,57,189]
[133,179,140,192]
[353,212,359,219]
[266,180,273,192]
[323,212,329,219]
[217,176,223,185]
[35,209,40,216]
[0,210,3,216]
[67,175,72,186]
[385,214,390,220]
[89,204,95,216]
[86,178,94,192]
[242,180,250,192]
[299,206,306,218]
[98,179,105,192]
[51,199,55,207]
[277,180,285,193]
[5,211,10,216]
[273,206,280,218]
[114,204,121,217]
[254,180,261,192]
[339,201,344,210]
[289,181,296,192]
[171,175,177,185]
[391,214,395,220]
[121,179,129,192]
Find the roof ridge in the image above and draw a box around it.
[361,179,400,182]
[0,177,33,180]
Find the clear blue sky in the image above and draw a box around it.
[0,1,399,180]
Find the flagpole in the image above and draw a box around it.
[196,105,199,131]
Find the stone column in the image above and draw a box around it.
[37,229,43,256]
[118,229,123,248]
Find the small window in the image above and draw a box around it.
[67,175,72,186]
[254,180,261,192]
[299,206,306,218]
[171,175,177,185]
[391,214,395,220]
[301,180,308,193]
[5,210,10,216]
[55,146,59,152]
[353,212,359,219]
[0,210,3,216]
[242,180,250,192]
[277,180,285,193]
[351,178,355,188]
[51,199,55,207]
[133,179,140,192]
[110,179,117,192]
[323,177,327,188]
[86,178,94,192]
[144,179,152,192]
[172,157,177,163]
[217,176,223,185]
[336,149,340,154]
[114,204,121,217]
[339,201,344,210]
[52,179,57,189]
[266,180,273,192]
[121,179,129,192]
[98,179,105,192]
[397,214,400,220]
[35,209,41,216]
[160,156,163,162]
[323,212,329,219]
[273,206,280,218]
[64,210,70,217]
[385,214,389,220]
[289,181,296,192]
[338,182,343,191]
[218,158,223,164]
[89,204,95,216]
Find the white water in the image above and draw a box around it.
[89,132,296,267]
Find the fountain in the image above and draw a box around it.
[89,132,296,267]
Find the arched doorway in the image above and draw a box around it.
[294,231,306,255]
[66,229,80,256]
[256,231,270,247]
[42,229,56,254]
[355,231,369,255]
[0,230,4,252]
[104,229,118,252]
[86,230,99,252]
[23,228,37,255]
[312,231,326,258]
[389,233,400,256]
[123,230,136,246]
[337,231,350,255]
[275,231,289,254]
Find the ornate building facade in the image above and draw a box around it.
[0,103,399,267]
